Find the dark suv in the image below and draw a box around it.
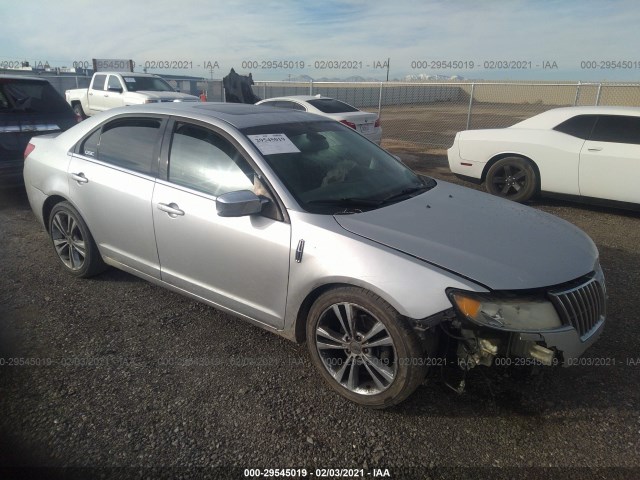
[1,75,77,186]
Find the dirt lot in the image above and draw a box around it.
[1,152,640,480]
[380,102,561,148]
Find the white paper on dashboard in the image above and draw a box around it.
[248,134,301,155]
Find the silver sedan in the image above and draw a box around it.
[256,95,382,144]
[24,103,606,407]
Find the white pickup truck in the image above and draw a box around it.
[65,72,199,119]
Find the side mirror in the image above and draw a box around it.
[108,86,123,93]
[216,190,264,217]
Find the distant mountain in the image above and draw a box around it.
[403,73,467,81]
[283,74,382,82]
[281,73,467,82]
[284,74,315,82]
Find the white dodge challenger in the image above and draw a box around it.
[447,106,640,207]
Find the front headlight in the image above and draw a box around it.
[449,291,562,331]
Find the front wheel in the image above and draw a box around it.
[306,287,427,408]
[485,156,537,202]
[48,202,105,277]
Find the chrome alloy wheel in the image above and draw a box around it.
[315,302,397,395]
[51,211,86,271]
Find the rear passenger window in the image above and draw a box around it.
[590,115,640,144]
[553,115,597,139]
[279,101,306,111]
[80,129,100,158]
[0,90,9,110]
[81,118,162,175]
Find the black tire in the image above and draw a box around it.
[306,287,427,408]
[72,103,86,121]
[48,201,106,278]
[485,156,537,202]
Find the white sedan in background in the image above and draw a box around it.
[448,106,640,207]
[256,95,382,144]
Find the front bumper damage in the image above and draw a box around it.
[438,268,607,371]
[412,302,606,373]
[452,319,606,370]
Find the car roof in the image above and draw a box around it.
[101,102,327,129]
[513,105,640,128]
[97,72,160,77]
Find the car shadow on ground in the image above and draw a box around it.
[0,185,30,210]
[527,195,640,218]
[395,360,638,419]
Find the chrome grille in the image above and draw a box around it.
[549,278,606,340]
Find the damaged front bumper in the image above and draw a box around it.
[453,319,606,370]
[423,269,607,370]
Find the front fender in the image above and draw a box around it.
[283,212,486,336]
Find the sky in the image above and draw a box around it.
[2,0,640,82]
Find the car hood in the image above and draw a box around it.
[136,91,199,101]
[333,181,598,290]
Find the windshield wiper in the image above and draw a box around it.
[306,197,380,207]
[377,184,431,205]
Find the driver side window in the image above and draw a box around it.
[168,123,254,197]
[168,122,283,220]
[107,75,123,91]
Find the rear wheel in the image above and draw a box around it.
[306,287,427,408]
[48,202,105,278]
[485,156,537,202]
[72,103,86,121]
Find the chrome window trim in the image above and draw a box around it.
[69,152,158,183]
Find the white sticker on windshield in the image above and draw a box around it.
[123,77,137,83]
[248,134,300,155]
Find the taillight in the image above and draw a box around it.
[24,143,35,160]
[374,117,381,128]
[340,120,357,130]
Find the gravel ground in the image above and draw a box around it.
[1,153,639,480]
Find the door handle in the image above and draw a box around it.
[587,147,603,152]
[70,172,88,184]
[157,202,185,217]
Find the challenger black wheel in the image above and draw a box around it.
[485,156,537,202]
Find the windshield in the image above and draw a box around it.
[122,76,175,92]
[307,98,359,113]
[242,121,433,214]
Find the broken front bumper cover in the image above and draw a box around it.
[514,318,605,366]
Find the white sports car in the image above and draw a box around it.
[447,106,640,207]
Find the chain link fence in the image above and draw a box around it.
[253,80,640,151]
[16,72,640,152]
